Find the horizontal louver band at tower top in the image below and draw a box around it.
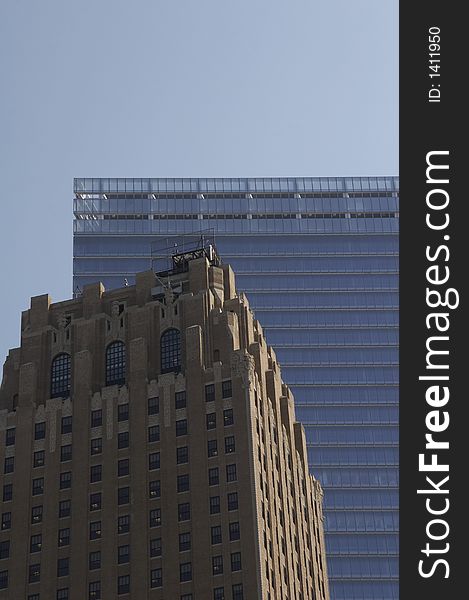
[73,176,399,600]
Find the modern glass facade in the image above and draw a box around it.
[73,177,399,600]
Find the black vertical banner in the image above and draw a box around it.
[400,3,464,598]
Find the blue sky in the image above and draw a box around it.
[0,0,398,366]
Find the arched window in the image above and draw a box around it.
[160,328,181,374]
[106,341,126,386]
[51,353,71,398]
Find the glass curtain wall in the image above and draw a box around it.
[73,177,399,600]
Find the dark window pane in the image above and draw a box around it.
[91,410,102,428]
[179,532,191,552]
[206,412,216,430]
[118,432,129,449]
[91,438,102,455]
[59,500,71,518]
[118,514,129,534]
[208,440,218,457]
[51,353,71,398]
[205,384,215,402]
[176,419,187,436]
[150,568,162,588]
[118,459,129,477]
[177,474,189,493]
[31,505,43,524]
[222,380,232,398]
[118,487,130,505]
[118,403,129,422]
[61,416,72,434]
[148,397,159,415]
[148,425,160,443]
[35,422,46,440]
[106,341,126,386]
[160,328,181,373]
[33,450,45,468]
[208,467,219,486]
[175,391,186,409]
[223,408,234,426]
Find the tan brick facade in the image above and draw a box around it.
[0,252,329,600]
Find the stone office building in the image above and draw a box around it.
[0,246,329,600]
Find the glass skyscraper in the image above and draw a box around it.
[73,177,399,600]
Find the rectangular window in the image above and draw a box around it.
[30,534,42,553]
[177,474,190,493]
[148,397,159,415]
[208,439,218,457]
[232,583,244,600]
[229,521,240,541]
[176,419,187,436]
[149,480,160,498]
[2,484,12,502]
[222,380,232,398]
[149,508,161,527]
[118,487,130,505]
[180,562,192,582]
[211,525,222,545]
[60,472,71,489]
[118,544,130,564]
[205,384,215,402]
[225,436,235,454]
[91,410,102,428]
[178,502,190,522]
[117,574,130,594]
[32,478,44,496]
[148,425,160,443]
[149,452,160,470]
[175,391,186,409]
[35,422,46,440]
[0,570,8,590]
[89,551,101,570]
[150,568,162,588]
[179,532,191,552]
[0,539,9,560]
[90,492,102,511]
[118,459,129,477]
[28,593,40,600]
[117,403,129,422]
[118,431,129,449]
[206,412,216,430]
[89,581,101,600]
[57,588,69,600]
[3,457,14,474]
[118,514,129,534]
[59,500,71,518]
[231,552,242,572]
[176,446,188,464]
[181,595,193,600]
[0,540,10,560]
[5,428,15,446]
[90,465,102,483]
[91,438,102,455]
[208,467,219,486]
[213,588,225,600]
[31,505,43,524]
[150,537,162,557]
[209,496,220,515]
[33,450,45,468]
[29,563,40,583]
[226,464,237,482]
[228,492,238,511]
[60,444,72,462]
[223,408,234,426]
[61,416,72,434]
[89,521,101,540]
[58,528,70,547]
[1,512,11,530]
[212,555,223,575]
